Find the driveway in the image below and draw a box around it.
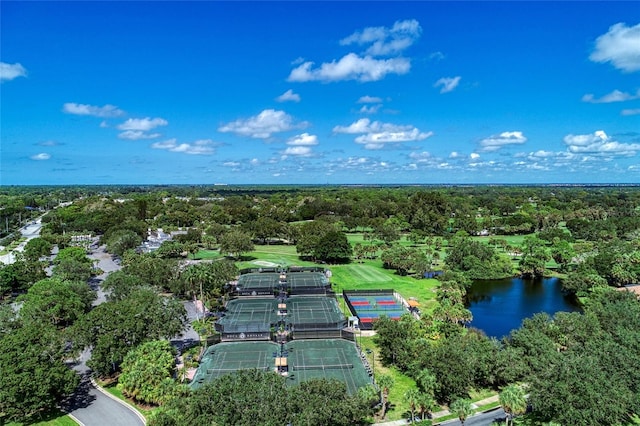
[64,351,145,426]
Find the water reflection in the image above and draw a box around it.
[466,277,581,339]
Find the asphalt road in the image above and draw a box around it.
[64,350,146,426]
[0,219,43,264]
[437,407,507,426]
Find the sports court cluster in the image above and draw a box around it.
[190,267,410,393]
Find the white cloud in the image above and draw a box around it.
[63,102,125,118]
[589,22,640,72]
[223,161,240,167]
[30,153,50,161]
[333,118,432,149]
[333,118,376,134]
[355,128,433,149]
[434,76,461,93]
[357,95,383,103]
[118,130,161,140]
[118,117,168,131]
[582,89,640,103]
[409,151,432,162]
[470,153,480,160]
[283,146,313,156]
[479,131,527,152]
[563,130,640,155]
[622,108,640,116]
[38,140,59,147]
[287,133,318,146]
[0,62,27,81]
[151,138,216,155]
[218,109,305,138]
[288,54,410,83]
[276,89,301,103]
[340,19,422,56]
[250,158,260,165]
[359,104,382,114]
[100,121,109,128]
[449,152,460,158]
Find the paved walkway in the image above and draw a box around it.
[375,394,501,425]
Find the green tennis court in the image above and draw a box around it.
[286,296,344,326]
[191,341,278,389]
[236,272,282,290]
[287,271,329,289]
[216,298,279,334]
[285,339,372,394]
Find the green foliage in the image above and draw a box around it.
[179,260,237,309]
[0,323,79,421]
[445,236,513,279]
[218,228,254,259]
[53,246,91,265]
[74,288,186,376]
[106,229,143,257]
[373,314,424,367]
[151,370,372,426]
[518,236,550,277]
[506,290,640,425]
[314,230,352,263]
[23,237,53,262]
[450,398,474,425]
[0,260,46,296]
[18,278,92,328]
[380,245,432,277]
[154,240,186,259]
[52,258,93,282]
[295,220,337,259]
[499,384,527,426]
[118,340,180,405]
[102,270,146,301]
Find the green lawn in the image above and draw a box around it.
[359,336,421,422]
[329,260,440,312]
[4,409,78,426]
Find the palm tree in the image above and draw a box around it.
[499,384,527,426]
[376,374,394,420]
[417,392,436,421]
[404,388,420,422]
[450,398,474,426]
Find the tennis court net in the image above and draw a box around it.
[293,363,353,371]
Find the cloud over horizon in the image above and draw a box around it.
[333,118,432,149]
[564,130,640,156]
[218,109,306,139]
[479,131,527,152]
[151,138,216,155]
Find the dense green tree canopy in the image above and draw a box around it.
[149,370,372,426]
[75,288,186,376]
[0,322,79,421]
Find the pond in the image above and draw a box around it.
[466,277,581,339]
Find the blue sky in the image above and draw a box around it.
[1,1,639,185]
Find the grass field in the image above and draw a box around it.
[330,260,440,313]
[4,410,77,426]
